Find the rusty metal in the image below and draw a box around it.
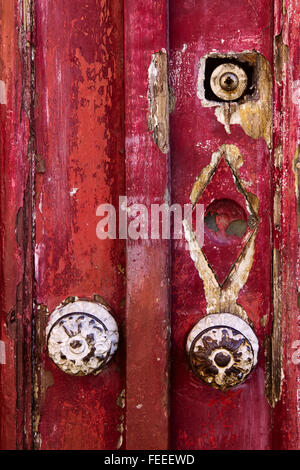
[46,299,119,376]
[210,63,248,101]
[187,313,259,391]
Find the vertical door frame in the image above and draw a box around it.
[124,0,171,450]
[0,0,34,450]
[272,0,300,450]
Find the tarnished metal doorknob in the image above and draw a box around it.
[186,313,258,391]
[46,299,119,376]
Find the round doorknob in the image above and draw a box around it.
[210,63,248,101]
[186,313,258,391]
[46,299,119,376]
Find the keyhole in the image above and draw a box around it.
[214,351,231,367]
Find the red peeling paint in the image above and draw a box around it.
[34,0,125,450]
[0,0,299,451]
[169,0,273,450]
[124,0,170,451]
[272,0,300,450]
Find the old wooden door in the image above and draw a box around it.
[0,0,299,450]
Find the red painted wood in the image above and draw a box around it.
[0,1,33,450]
[272,0,300,450]
[169,0,273,450]
[1,0,299,451]
[124,0,170,450]
[34,0,125,450]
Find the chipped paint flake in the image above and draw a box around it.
[292,145,300,229]
[0,340,6,364]
[274,31,289,84]
[181,43,187,53]
[148,50,172,154]
[70,187,78,196]
[116,389,125,409]
[292,80,300,106]
[0,80,7,104]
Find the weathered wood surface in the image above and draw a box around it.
[272,0,300,450]
[169,0,273,450]
[124,0,170,450]
[33,0,125,449]
[0,0,34,449]
[0,0,299,451]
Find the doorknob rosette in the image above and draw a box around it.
[46,299,119,376]
[186,313,258,391]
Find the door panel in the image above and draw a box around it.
[169,0,273,450]
[33,0,125,450]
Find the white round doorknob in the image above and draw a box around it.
[46,299,119,376]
